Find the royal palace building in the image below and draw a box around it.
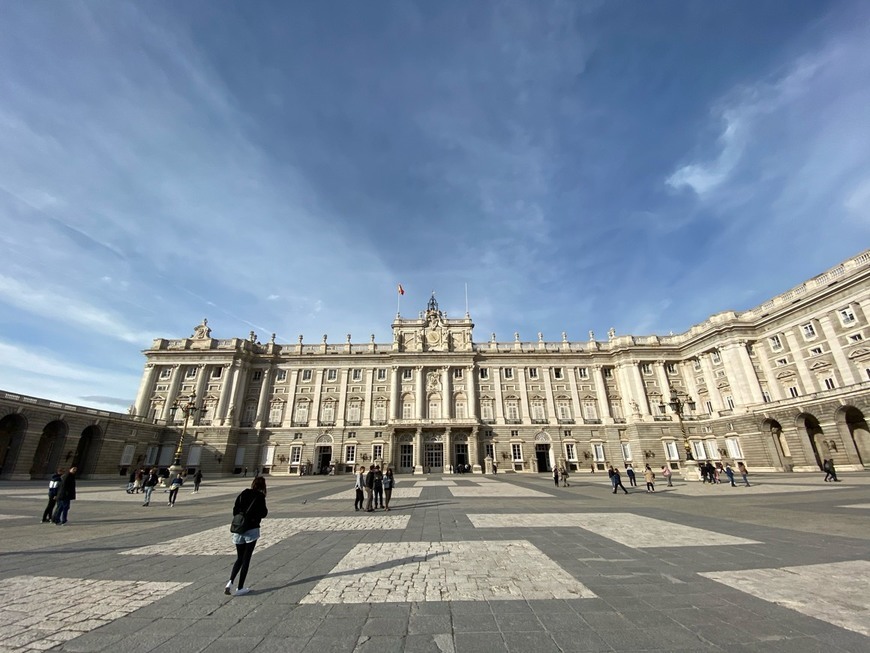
[2,249,870,480]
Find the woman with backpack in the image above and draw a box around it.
[225,476,268,596]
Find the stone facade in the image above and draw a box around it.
[2,250,869,480]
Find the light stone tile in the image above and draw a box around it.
[467,513,761,548]
[700,560,870,637]
[449,486,551,498]
[0,576,188,652]
[121,515,410,556]
[318,487,422,500]
[841,503,870,509]
[300,540,595,604]
[413,480,457,486]
[0,514,29,520]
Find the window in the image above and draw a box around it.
[823,377,836,390]
[326,369,337,382]
[345,445,356,463]
[528,368,539,379]
[402,369,413,380]
[665,441,679,460]
[511,443,523,462]
[347,401,361,423]
[582,400,598,420]
[377,368,387,381]
[592,443,605,461]
[373,444,383,460]
[692,441,706,460]
[705,440,719,460]
[160,368,172,380]
[711,351,721,364]
[563,430,572,438]
[269,402,284,425]
[185,366,197,379]
[565,443,576,461]
[252,370,262,381]
[321,401,335,423]
[640,363,652,375]
[801,323,817,339]
[788,386,800,398]
[510,430,519,437]
[503,368,514,380]
[294,402,309,423]
[453,368,464,380]
[243,403,256,426]
[553,368,564,380]
[621,442,632,461]
[455,399,467,419]
[705,400,713,414]
[530,399,545,420]
[839,307,857,325]
[810,347,823,356]
[505,400,519,421]
[211,367,223,378]
[276,369,287,381]
[602,368,613,378]
[351,369,362,382]
[849,333,864,343]
[557,400,571,420]
[762,390,771,402]
[301,369,312,382]
[428,399,440,419]
[293,432,303,439]
[402,399,414,419]
[769,335,783,351]
[290,446,302,464]
[726,437,743,459]
[725,396,735,410]
[693,359,702,371]
[577,367,589,379]
[666,363,677,374]
[479,368,489,380]
[481,399,494,420]
[485,442,494,458]
[374,400,387,422]
[776,358,788,366]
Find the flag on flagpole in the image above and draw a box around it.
[397,284,405,295]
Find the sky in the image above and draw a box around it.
[1,1,869,412]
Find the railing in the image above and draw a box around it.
[557,419,575,425]
[584,418,602,425]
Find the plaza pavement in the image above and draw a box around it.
[0,470,868,653]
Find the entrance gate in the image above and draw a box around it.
[424,443,443,473]
[399,444,414,473]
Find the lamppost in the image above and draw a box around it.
[169,392,198,477]
[659,389,698,480]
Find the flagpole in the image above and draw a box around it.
[397,289,400,317]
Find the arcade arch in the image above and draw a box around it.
[0,413,27,478]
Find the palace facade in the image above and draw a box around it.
[2,250,869,479]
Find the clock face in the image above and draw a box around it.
[426,329,441,344]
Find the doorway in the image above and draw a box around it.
[316,446,332,474]
[535,444,551,472]
[423,442,443,473]
[399,444,414,473]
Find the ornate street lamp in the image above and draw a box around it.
[659,389,696,459]
[169,392,198,476]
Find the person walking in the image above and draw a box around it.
[826,459,841,482]
[373,466,385,509]
[611,467,629,494]
[225,476,268,597]
[661,465,673,487]
[53,466,77,525]
[724,463,736,486]
[193,469,203,493]
[383,468,395,510]
[737,461,750,487]
[42,467,63,522]
[364,465,375,512]
[354,466,365,511]
[126,469,137,494]
[167,473,183,507]
[560,467,570,487]
[644,465,656,493]
[133,468,144,494]
[625,464,637,487]
[142,468,159,506]
[553,467,560,487]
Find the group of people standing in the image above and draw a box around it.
[126,467,203,506]
[354,464,395,512]
[42,466,76,524]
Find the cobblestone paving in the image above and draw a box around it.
[0,576,188,652]
[122,515,411,556]
[467,512,761,547]
[700,560,870,637]
[300,540,596,604]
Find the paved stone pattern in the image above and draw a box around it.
[700,560,870,637]
[122,515,411,556]
[318,487,422,500]
[1,473,868,653]
[0,576,188,652]
[468,512,761,547]
[300,540,596,604]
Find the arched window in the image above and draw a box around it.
[294,400,309,424]
[321,399,335,424]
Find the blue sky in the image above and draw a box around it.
[1,1,868,411]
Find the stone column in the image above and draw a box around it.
[493,368,505,424]
[133,364,158,418]
[719,344,749,407]
[161,365,183,422]
[391,366,401,420]
[363,368,374,426]
[466,366,478,419]
[337,368,349,427]
[755,350,783,401]
[470,427,481,473]
[568,368,583,421]
[783,331,815,393]
[442,367,452,419]
[735,341,765,404]
[591,366,611,420]
[216,363,234,425]
[444,428,452,473]
[416,366,425,419]
[630,362,650,415]
[615,363,636,420]
[518,368,530,423]
[284,369,299,427]
[414,427,423,474]
[542,368,556,424]
[193,364,209,422]
[655,361,670,410]
[254,367,272,429]
[227,360,249,426]
[681,361,701,407]
[819,316,857,385]
[699,354,724,412]
[311,369,325,427]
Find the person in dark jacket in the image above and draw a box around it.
[193,469,203,493]
[610,467,629,495]
[364,465,375,512]
[43,467,63,522]
[142,468,159,506]
[225,476,269,596]
[373,466,384,509]
[53,466,77,525]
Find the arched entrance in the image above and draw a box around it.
[31,420,68,478]
[796,413,825,469]
[841,407,869,467]
[0,413,27,478]
[74,425,102,477]
[763,419,792,471]
[534,432,553,472]
[314,434,333,474]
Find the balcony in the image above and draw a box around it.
[531,419,548,425]
[583,418,602,425]
[613,418,626,424]
[291,421,309,427]
[319,421,336,427]
[371,420,388,426]
[505,419,522,425]
[653,415,672,422]
[346,421,361,427]
[557,418,575,425]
